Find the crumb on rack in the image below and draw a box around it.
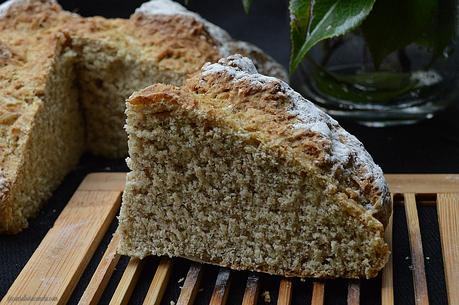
[262,290,271,303]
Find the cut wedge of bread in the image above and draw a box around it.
[118,55,391,279]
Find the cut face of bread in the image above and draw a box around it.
[0,50,84,233]
[0,0,286,233]
[118,55,391,279]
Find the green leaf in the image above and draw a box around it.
[289,0,376,72]
[289,0,311,73]
[242,0,254,14]
[361,0,437,67]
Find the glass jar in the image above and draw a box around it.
[291,2,459,127]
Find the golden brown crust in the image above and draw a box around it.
[130,14,221,73]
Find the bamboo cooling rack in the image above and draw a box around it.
[1,173,458,305]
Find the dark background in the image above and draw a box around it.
[0,0,455,304]
[51,0,459,175]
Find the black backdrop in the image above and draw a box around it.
[53,0,459,174]
[0,1,456,304]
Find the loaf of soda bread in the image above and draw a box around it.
[0,0,286,233]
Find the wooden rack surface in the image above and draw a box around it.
[1,173,458,305]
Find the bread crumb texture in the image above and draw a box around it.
[0,0,286,233]
[118,55,391,279]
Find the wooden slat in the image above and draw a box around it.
[209,269,231,305]
[78,233,121,305]
[176,264,203,305]
[142,258,173,305]
[241,275,260,305]
[381,195,394,305]
[311,282,325,305]
[0,189,121,305]
[347,281,360,305]
[386,174,459,193]
[78,173,126,192]
[277,279,292,305]
[109,258,143,305]
[437,193,459,305]
[404,193,429,305]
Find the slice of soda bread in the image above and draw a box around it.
[118,55,391,279]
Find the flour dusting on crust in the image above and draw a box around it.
[0,170,9,201]
[0,0,57,18]
[0,0,22,17]
[201,55,389,204]
[136,0,232,56]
